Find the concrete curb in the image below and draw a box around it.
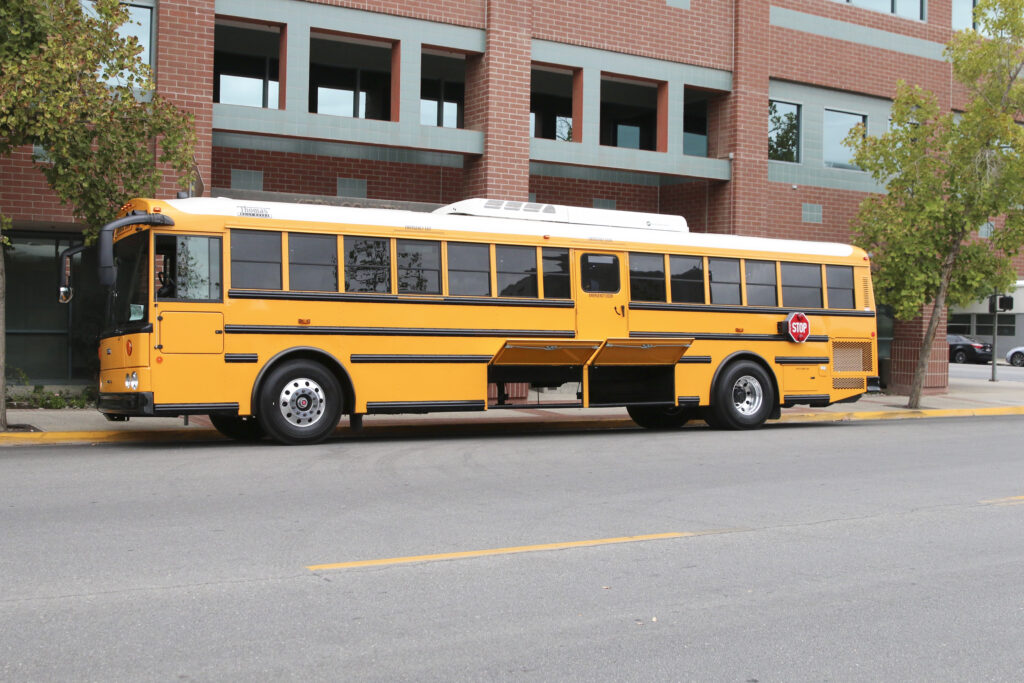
[2,405,1023,446]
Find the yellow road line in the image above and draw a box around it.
[307,532,694,571]
[981,495,1024,506]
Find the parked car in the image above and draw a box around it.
[1006,346,1024,367]
[947,334,993,364]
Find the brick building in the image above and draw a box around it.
[3,0,1022,389]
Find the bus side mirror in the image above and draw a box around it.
[57,244,87,304]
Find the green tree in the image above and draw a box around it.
[0,0,196,429]
[844,0,1024,409]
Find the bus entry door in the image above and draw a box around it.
[574,251,629,340]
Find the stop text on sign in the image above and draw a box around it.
[784,312,810,343]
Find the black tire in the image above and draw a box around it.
[258,360,343,445]
[209,414,264,442]
[710,360,775,430]
[627,405,693,430]
[1011,352,1024,367]
[953,350,967,364]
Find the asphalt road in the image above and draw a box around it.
[949,358,1024,382]
[3,417,1023,681]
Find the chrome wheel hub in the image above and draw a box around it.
[731,375,763,416]
[279,377,326,428]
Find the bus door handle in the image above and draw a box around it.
[614,305,626,317]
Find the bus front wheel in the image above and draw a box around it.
[627,405,693,430]
[259,360,343,445]
[209,414,264,442]
[711,361,775,430]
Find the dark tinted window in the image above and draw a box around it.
[344,236,391,293]
[581,253,620,293]
[289,233,337,291]
[669,255,704,303]
[448,242,490,296]
[542,248,570,299]
[231,229,281,289]
[745,259,777,307]
[709,257,741,305]
[397,239,441,294]
[496,245,537,297]
[826,265,855,309]
[629,253,666,302]
[781,262,822,308]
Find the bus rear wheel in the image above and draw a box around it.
[209,414,264,442]
[711,360,775,430]
[627,405,693,430]
[259,360,343,445]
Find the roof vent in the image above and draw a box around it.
[433,198,687,232]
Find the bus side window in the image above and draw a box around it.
[156,234,222,301]
[448,242,491,296]
[542,248,570,298]
[344,236,391,293]
[496,245,538,297]
[708,257,741,305]
[745,259,778,306]
[288,233,337,292]
[581,254,620,293]
[231,230,281,290]
[826,265,855,308]
[781,262,823,308]
[397,239,441,294]
[628,252,666,302]
[669,255,704,303]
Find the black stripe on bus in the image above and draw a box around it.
[774,356,830,365]
[783,394,832,406]
[677,396,701,406]
[631,331,830,343]
[350,354,492,364]
[224,325,575,338]
[366,400,486,414]
[628,302,875,317]
[677,356,712,364]
[228,289,574,308]
[153,402,239,415]
[224,353,258,363]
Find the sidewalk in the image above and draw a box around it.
[2,374,1023,445]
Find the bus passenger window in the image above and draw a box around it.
[231,230,281,290]
[745,259,777,306]
[581,254,619,293]
[827,265,855,308]
[496,245,537,297]
[781,262,823,308]
[289,233,337,291]
[397,239,441,294]
[447,243,490,296]
[629,253,665,302]
[669,255,704,303]
[709,257,741,305]
[344,236,391,293]
[542,248,570,298]
[156,234,222,300]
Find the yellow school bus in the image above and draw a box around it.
[59,197,878,444]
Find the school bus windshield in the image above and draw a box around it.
[106,231,149,333]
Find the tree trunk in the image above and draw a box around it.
[906,252,958,409]
[0,243,6,431]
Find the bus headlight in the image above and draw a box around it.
[125,372,139,390]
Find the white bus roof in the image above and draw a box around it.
[165,196,857,259]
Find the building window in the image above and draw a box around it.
[289,233,337,292]
[670,255,704,303]
[593,198,616,210]
[601,75,658,151]
[531,66,575,141]
[230,169,263,191]
[309,33,392,120]
[447,243,491,297]
[214,20,281,109]
[231,230,281,290]
[802,203,823,224]
[769,100,800,163]
[781,262,822,308]
[975,314,1015,337]
[684,90,709,157]
[344,236,391,293]
[542,248,571,299]
[745,260,777,307]
[629,253,667,302]
[581,254,620,293]
[119,3,153,68]
[826,265,855,309]
[155,235,222,300]
[823,109,865,170]
[397,240,441,294]
[835,0,923,21]
[952,0,991,31]
[947,314,972,335]
[421,51,465,128]
[497,245,538,297]
[708,257,741,305]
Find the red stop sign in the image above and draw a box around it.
[785,312,810,343]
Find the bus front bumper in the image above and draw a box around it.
[98,391,155,417]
